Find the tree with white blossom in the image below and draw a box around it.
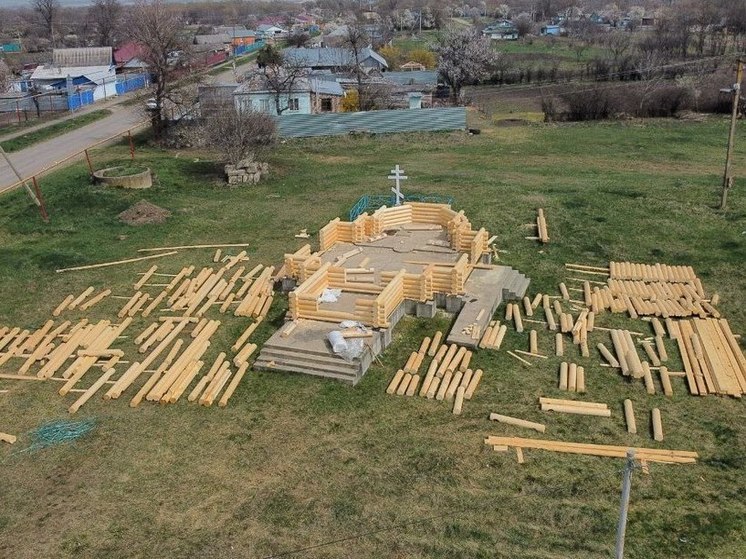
[434,27,498,104]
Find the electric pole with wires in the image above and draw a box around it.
[720,59,743,210]
[615,449,636,559]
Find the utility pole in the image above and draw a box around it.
[615,449,636,559]
[720,59,743,210]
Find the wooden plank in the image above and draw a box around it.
[138,243,250,252]
[386,370,405,394]
[68,369,115,414]
[652,408,664,441]
[218,362,250,407]
[623,399,637,434]
[489,413,546,433]
[483,436,697,464]
[541,405,611,417]
[56,251,178,273]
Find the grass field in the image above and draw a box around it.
[0,114,745,558]
[0,109,112,153]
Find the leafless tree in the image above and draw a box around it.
[604,31,633,63]
[202,103,277,166]
[126,0,189,140]
[89,0,122,47]
[286,30,310,48]
[31,0,60,41]
[259,47,308,115]
[0,60,11,94]
[341,23,370,112]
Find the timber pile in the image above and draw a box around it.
[1,246,269,414]
[479,320,507,350]
[566,261,716,319]
[670,318,746,397]
[386,338,483,414]
[557,362,586,393]
[484,436,698,464]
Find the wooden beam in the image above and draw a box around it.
[489,413,546,433]
[138,243,250,253]
[56,251,178,273]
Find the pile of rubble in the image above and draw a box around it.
[224,159,269,185]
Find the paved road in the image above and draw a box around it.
[0,62,243,194]
[0,105,146,193]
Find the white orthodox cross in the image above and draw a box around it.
[388,165,408,206]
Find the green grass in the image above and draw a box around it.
[206,51,260,76]
[0,116,745,558]
[0,109,112,153]
[0,113,73,139]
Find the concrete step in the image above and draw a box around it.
[257,347,361,377]
[254,358,361,385]
[501,269,530,300]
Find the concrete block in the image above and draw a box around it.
[416,301,437,318]
[404,300,417,315]
[281,278,297,292]
[445,295,464,313]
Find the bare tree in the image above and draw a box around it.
[202,103,277,166]
[604,31,633,63]
[434,27,498,103]
[286,30,310,48]
[257,45,308,115]
[31,0,60,41]
[0,60,11,94]
[126,0,189,140]
[89,0,122,47]
[341,23,370,112]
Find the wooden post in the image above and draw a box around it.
[0,145,42,209]
[721,59,743,210]
[84,149,94,175]
[128,130,135,161]
[31,176,49,222]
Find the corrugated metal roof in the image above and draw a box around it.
[277,107,465,138]
[385,71,439,86]
[53,47,112,67]
[309,78,344,96]
[30,65,115,85]
[285,47,388,69]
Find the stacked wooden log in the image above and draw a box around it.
[234,265,275,318]
[557,362,586,393]
[479,320,507,350]
[536,209,549,243]
[386,338,483,414]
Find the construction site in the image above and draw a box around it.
[0,129,744,557]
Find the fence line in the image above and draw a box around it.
[1,121,149,196]
[277,107,467,138]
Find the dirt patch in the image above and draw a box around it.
[118,200,171,226]
[495,118,532,127]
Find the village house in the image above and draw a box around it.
[233,72,344,116]
[285,47,388,72]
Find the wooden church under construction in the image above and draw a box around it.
[254,202,530,384]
